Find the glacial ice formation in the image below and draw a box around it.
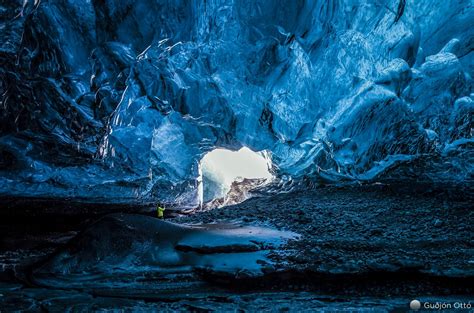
[0,0,472,207]
[32,214,298,288]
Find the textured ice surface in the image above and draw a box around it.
[0,0,472,206]
[32,214,298,288]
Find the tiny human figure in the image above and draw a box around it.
[157,205,165,219]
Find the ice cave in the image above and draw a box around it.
[0,0,472,310]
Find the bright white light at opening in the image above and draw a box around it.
[202,147,273,184]
[200,147,273,202]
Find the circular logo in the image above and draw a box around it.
[410,300,421,310]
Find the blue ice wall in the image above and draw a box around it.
[0,0,472,206]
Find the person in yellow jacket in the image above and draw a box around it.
[156,205,165,219]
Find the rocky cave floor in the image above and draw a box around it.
[0,184,472,311]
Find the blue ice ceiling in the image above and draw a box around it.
[0,0,472,207]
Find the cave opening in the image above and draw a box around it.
[199,147,274,207]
